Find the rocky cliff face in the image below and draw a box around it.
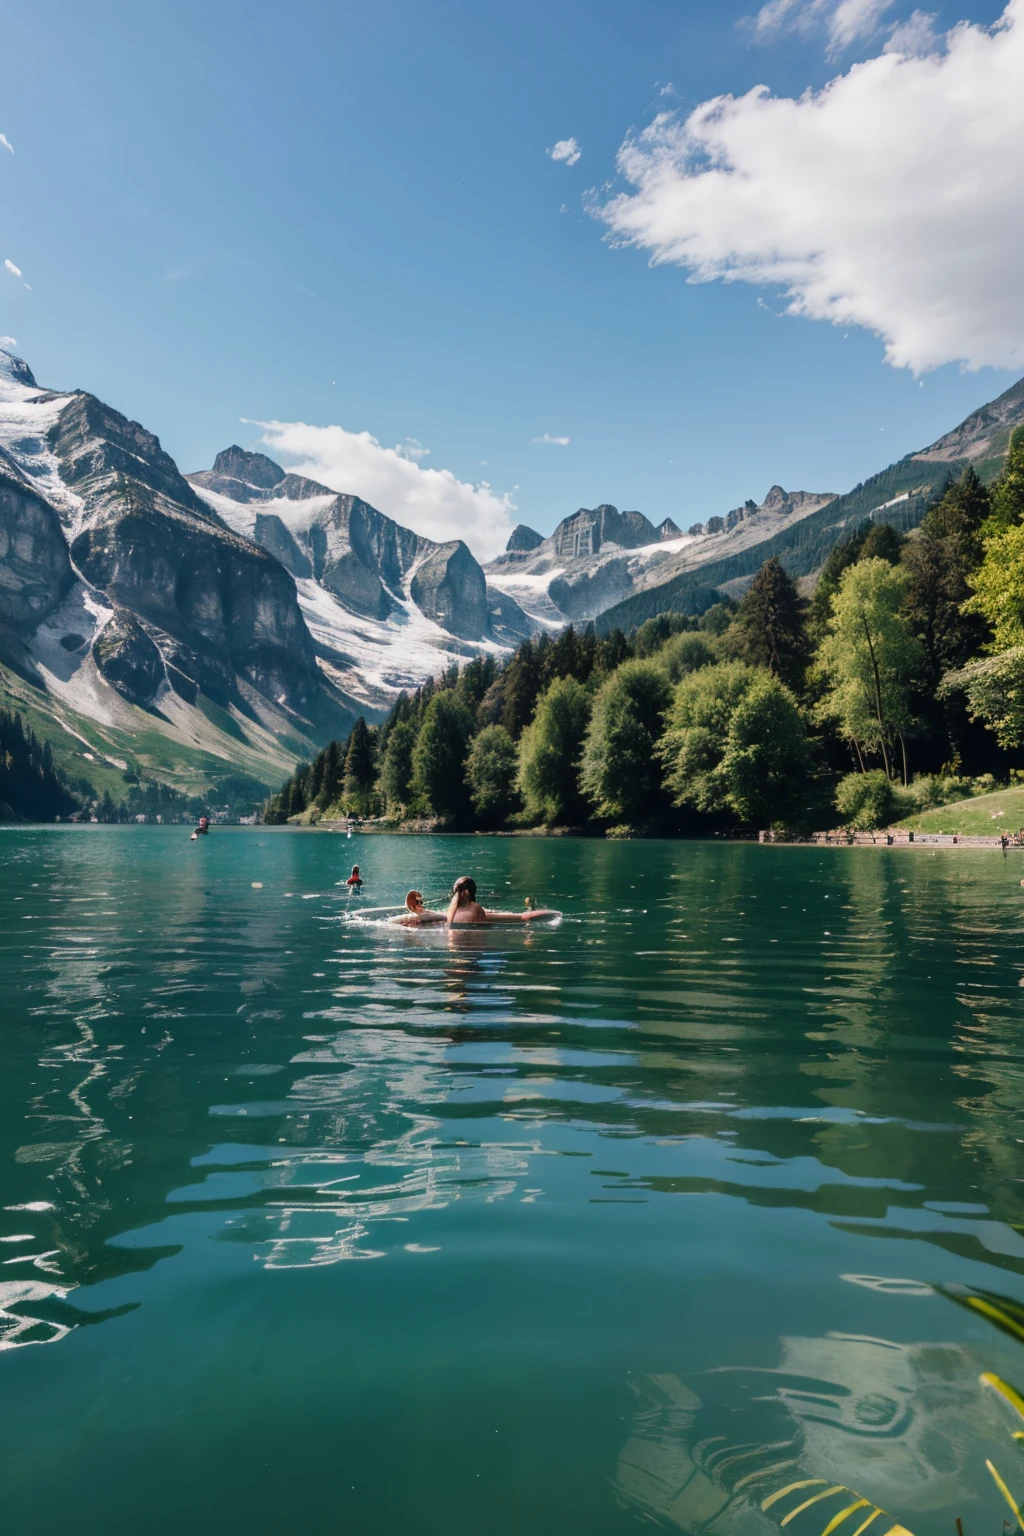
[45,397,326,714]
[505,523,544,554]
[0,456,74,646]
[550,504,659,560]
[0,343,357,778]
[485,489,836,626]
[187,451,534,707]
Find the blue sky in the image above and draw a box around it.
[2,0,1020,557]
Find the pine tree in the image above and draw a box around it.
[501,641,544,739]
[903,467,991,675]
[725,557,806,689]
[987,425,1024,532]
[858,523,904,565]
[343,718,376,814]
[318,739,343,809]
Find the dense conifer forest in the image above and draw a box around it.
[266,430,1024,835]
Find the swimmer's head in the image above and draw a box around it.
[351,865,360,876]
[406,890,424,912]
[452,875,477,905]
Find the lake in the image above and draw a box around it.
[2,828,1024,1536]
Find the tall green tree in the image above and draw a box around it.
[377,720,416,814]
[316,739,343,809]
[517,676,592,826]
[986,425,1024,533]
[656,631,717,684]
[501,640,544,739]
[657,661,760,814]
[342,717,376,814]
[724,557,806,689]
[809,527,870,638]
[814,558,924,782]
[466,724,519,826]
[858,523,904,565]
[410,692,475,821]
[715,673,814,826]
[580,660,672,820]
[902,467,991,675]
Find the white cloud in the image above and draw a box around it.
[828,0,894,49]
[747,0,829,41]
[597,0,1024,373]
[746,0,894,51]
[0,134,13,154]
[396,437,430,461]
[250,419,516,561]
[883,8,941,54]
[532,433,571,445]
[4,259,22,278]
[547,137,582,166]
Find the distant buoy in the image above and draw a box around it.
[252,882,263,889]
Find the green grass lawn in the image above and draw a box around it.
[898,784,1024,835]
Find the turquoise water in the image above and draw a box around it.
[2,829,1024,1535]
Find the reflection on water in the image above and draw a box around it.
[615,1331,1005,1532]
[2,829,1024,1535]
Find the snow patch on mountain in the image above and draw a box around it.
[0,345,85,531]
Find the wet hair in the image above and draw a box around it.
[351,865,359,875]
[406,890,424,911]
[452,876,477,903]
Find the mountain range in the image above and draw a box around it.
[0,338,1022,805]
[0,344,534,803]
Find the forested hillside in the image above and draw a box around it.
[268,429,1024,835]
[0,708,81,821]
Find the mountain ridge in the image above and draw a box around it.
[0,344,537,804]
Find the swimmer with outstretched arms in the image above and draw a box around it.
[446,875,556,925]
[393,890,447,927]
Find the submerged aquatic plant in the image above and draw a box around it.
[939,1282,1024,1532]
[761,1479,911,1536]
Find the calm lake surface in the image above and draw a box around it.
[3,829,1024,1535]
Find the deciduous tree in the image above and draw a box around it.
[517,677,591,825]
[814,559,923,783]
[466,724,519,826]
[580,661,672,820]
[410,693,475,821]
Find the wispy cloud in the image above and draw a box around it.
[0,134,13,155]
[5,259,22,279]
[248,419,515,561]
[532,433,571,446]
[744,0,895,53]
[596,0,1024,374]
[547,138,581,166]
[884,8,942,54]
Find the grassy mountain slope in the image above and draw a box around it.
[0,657,310,806]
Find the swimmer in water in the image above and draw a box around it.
[346,865,363,888]
[393,890,446,927]
[446,875,556,925]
